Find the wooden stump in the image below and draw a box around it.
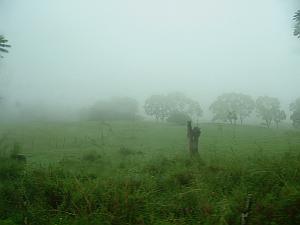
[187,121,201,155]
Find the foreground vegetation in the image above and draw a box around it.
[1,121,300,225]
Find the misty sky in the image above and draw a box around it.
[0,0,300,111]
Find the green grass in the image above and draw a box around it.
[0,121,300,225]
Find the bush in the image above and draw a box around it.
[167,112,191,125]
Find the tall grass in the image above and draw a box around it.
[0,122,300,224]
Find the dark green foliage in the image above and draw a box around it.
[1,151,300,225]
[167,112,191,125]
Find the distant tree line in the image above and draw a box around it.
[83,93,300,129]
[209,93,300,129]
[209,93,286,128]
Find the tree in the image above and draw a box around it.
[209,93,255,124]
[227,111,238,125]
[274,110,286,128]
[290,98,300,128]
[294,10,300,38]
[144,95,170,121]
[144,92,203,122]
[0,35,11,58]
[166,92,203,120]
[256,96,282,128]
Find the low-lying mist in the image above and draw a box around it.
[0,0,300,124]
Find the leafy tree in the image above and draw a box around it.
[290,98,300,128]
[166,92,203,120]
[294,10,300,38]
[0,35,11,58]
[274,110,286,128]
[256,96,282,128]
[144,92,203,122]
[209,93,255,124]
[144,95,170,121]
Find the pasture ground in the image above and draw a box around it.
[1,121,300,225]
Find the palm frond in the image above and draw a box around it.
[0,44,11,48]
[0,35,10,57]
[293,10,300,21]
[294,10,300,38]
[0,48,9,53]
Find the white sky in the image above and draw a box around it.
[0,0,300,112]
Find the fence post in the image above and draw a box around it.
[187,121,201,156]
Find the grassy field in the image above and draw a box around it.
[1,121,300,225]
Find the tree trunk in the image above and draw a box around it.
[187,121,201,156]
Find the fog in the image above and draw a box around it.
[0,0,300,121]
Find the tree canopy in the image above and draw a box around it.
[209,93,255,124]
[256,96,285,128]
[144,92,202,122]
[144,95,170,121]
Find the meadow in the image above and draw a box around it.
[1,121,300,225]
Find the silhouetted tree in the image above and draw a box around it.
[0,35,11,58]
[210,93,255,124]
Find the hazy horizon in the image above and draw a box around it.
[1,0,300,120]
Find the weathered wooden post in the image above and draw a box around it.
[187,121,201,155]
